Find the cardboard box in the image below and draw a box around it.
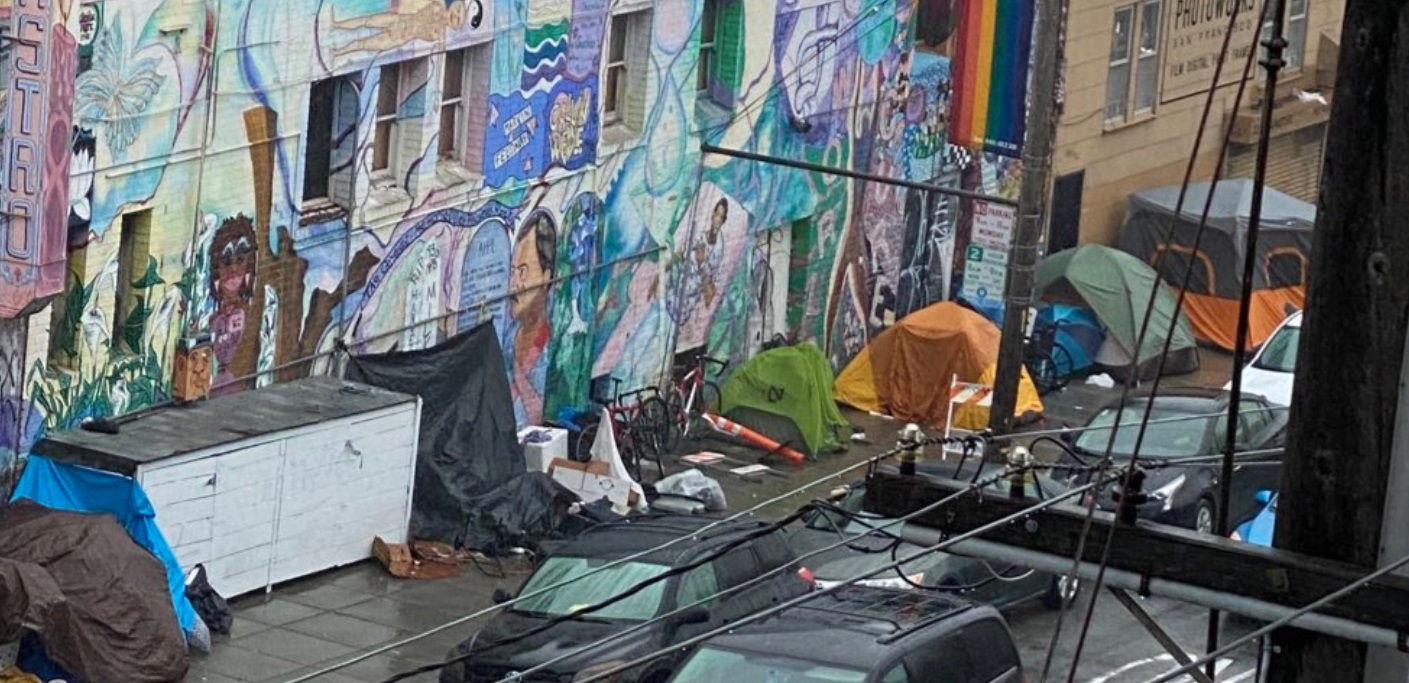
[548,458,638,508]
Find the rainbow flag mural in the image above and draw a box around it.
[948,0,1037,157]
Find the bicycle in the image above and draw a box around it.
[1024,321,1075,396]
[575,377,672,482]
[659,352,728,454]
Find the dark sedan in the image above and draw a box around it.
[1060,389,1287,533]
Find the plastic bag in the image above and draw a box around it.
[654,469,727,512]
[184,565,232,636]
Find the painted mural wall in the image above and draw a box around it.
[7,0,1027,458]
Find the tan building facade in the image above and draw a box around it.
[1053,0,1344,247]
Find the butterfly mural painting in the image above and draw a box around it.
[75,20,167,154]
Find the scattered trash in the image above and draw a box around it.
[655,469,728,512]
[868,411,896,420]
[850,432,869,443]
[184,565,232,637]
[372,537,460,580]
[680,452,726,466]
[549,457,640,511]
[1086,373,1116,388]
[730,464,773,477]
[0,665,41,683]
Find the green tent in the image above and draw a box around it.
[1035,245,1200,382]
[720,342,852,458]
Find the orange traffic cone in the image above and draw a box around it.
[701,413,807,464]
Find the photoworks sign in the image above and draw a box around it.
[1159,0,1260,103]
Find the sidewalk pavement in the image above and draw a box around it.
[186,349,1235,683]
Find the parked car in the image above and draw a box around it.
[1060,389,1287,534]
[439,514,815,683]
[788,465,1079,610]
[1231,490,1277,546]
[1225,310,1301,406]
[665,585,1024,683]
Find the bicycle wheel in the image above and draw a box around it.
[1027,351,1061,396]
[575,423,599,462]
[639,395,676,456]
[685,381,723,440]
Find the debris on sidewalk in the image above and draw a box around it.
[655,469,727,512]
[1086,373,1116,388]
[372,537,460,580]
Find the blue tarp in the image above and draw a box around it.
[1035,304,1105,377]
[10,455,199,637]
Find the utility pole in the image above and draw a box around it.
[990,0,1064,433]
[1268,0,1409,678]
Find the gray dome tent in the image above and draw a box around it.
[1120,179,1315,351]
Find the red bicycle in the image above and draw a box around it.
[660,352,728,453]
[576,377,671,481]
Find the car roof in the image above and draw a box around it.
[551,514,775,565]
[1098,388,1272,413]
[695,586,982,669]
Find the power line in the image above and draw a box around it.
[1140,550,1409,683]
[569,475,1113,683]
[279,434,980,683]
[1056,0,1275,678]
[1038,0,1271,676]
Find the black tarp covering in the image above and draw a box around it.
[0,502,189,682]
[460,471,580,555]
[346,323,526,546]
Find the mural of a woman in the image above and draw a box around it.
[505,210,557,426]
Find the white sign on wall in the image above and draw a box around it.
[961,201,1017,308]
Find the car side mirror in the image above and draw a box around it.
[669,606,711,627]
[1060,427,1075,445]
[492,588,515,605]
[1255,490,1274,506]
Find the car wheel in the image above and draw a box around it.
[1042,574,1080,610]
[1195,499,1217,535]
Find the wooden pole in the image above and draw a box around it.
[990,0,1064,433]
[1267,0,1409,678]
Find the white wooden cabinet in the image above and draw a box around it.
[34,378,421,598]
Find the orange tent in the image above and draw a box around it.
[833,302,1044,430]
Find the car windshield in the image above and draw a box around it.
[671,646,867,683]
[1253,324,1300,373]
[513,557,670,621]
[1074,403,1212,458]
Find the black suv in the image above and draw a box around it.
[666,585,1024,683]
[440,514,814,683]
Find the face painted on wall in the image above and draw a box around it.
[510,212,557,320]
[209,214,257,373]
[708,198,728,244]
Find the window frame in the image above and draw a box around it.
[438,49,467,162]
[697,0,718,94]
[1105,0,1162,125]
[372,62,403,176]
[604,12,631,125]
[1262,0,1309,73]
[303,77,339,204]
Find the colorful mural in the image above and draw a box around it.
[5,0,1032,454]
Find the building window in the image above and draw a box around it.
[439,43,491,170]
[373,63,402,174]
[1105,0,1161,122]
[303,76,359,210]
[1263,0,1308,72]
[697,0,718,93]
[113,210,152,354]
[605,9,652,130]
[304,79,338,202]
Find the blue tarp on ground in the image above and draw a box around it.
[9,455,198,637]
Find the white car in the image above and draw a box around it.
[1225,310,1301,406]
